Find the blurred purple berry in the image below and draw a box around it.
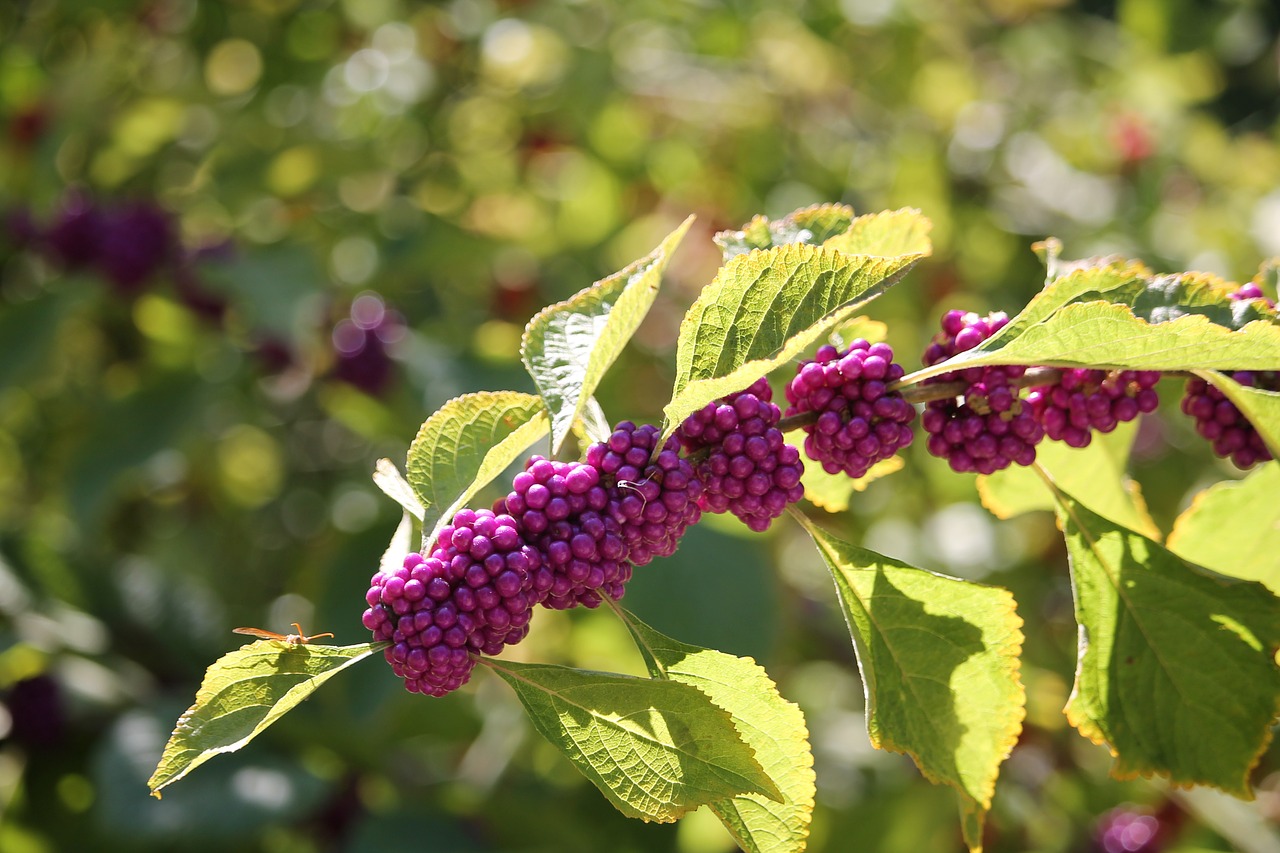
[96,201,174,293]
[331,293,404,395]
[1093,806,1165,853]
[785,339,916,478]
[43,191,104,269]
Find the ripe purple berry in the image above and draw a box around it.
[920,310,1043,474]
[499,456,630,609]
[585,421,702,567]
[785,340,916,478]
[677,377,805,532]
[1027,369,1161,448]
[1180,371,1275,468]
[363,508,542,696]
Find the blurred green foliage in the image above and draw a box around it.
[1,0,1278,850]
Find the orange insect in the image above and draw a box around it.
[233,623,335,645]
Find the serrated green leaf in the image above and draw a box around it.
[148,641,385,797]
[977,420,1159,540]
[523,217,692,453]
[797,515,1024,849]
[903,266,1280,385]
[618,609,815,853]
[1195,370,1280,460]
[713,204,856,261]
[821,207,934,258]
[663,224,931,441]
[405,391,548,548]
[486,658,781,823]
[1047,478,1280,796]
[1166,464,1280,595]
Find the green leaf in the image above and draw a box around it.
[663,219,931,441]
[977,420,1160,540]
[485,658,781,823]
[713,203,856,260]
[522,216,693,453]
[372,458,424,520]
[903,266,1280,384]
[1195,370,1280,460]
[821,207,935,258]
[1166,463,1280,595]
[801,449,903,514]
[1047,479,1280,796]
[405,391,548,548]
[619,609,815,853]
[797,515,1025,849]
[148,641,386,797]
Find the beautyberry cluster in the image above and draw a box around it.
[362,508,543,695]
[676,378,805,532]
[920,310,1044,474]
[785,340,915,478]
[498,457,630,610]
[1093,807,1165,853]
[1026,369,1160,448]
[1180,371,1276,468]
[586,422,702,567]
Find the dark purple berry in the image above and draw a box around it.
[585,421,702,567]
[1027,369,1160,448]
[677,377,805,532]
[43,191,104,269]
[332,292,404,395]
[499,456,630,609]
[363,508,542,696]
[920,310,1043,474]
[95,201,174,293]
[1180,371,1275,468]
[785,340,916,478]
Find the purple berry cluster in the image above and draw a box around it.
[1231,281,1275,308]
[332,292,405,395]
[1027,369,1160,448]
[784,340,916,478]
[1180,371,1276,468]
[498,457,630,610]
[920,310,1044,474]
[586,422,702,567]
[676,378,805,532]
[362,508,542,695]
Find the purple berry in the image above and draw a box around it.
[1093,806,1165,853]
[499,456,630,609]
[920,311,1043,474]
[676,377,805,531]
[363,509,542,696]
[785,340,916,478]
[584,421,702,567]
[96,201,174,293]
[1027,369,1160,448]
[332,292,404,395]
[1180,371,1275,468]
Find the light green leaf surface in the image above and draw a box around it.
[977,420,1159,539]
[663,218,931,441]
[713,203,856,260]
[372,458,424,520]
[821,207,935,258]
[1196,370,1280,461]
[523,217,692,453]
[148,641,385,797]
[1167,463,1280,595]
[798,516,1025,851]
[619,609,815,853]
[800,449,904,513]
[405,391,548,548]
[487,658,780,823]
[1048,479,1280,796]
[902,266,1280,386]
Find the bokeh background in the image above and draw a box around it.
[2,0,1279,851]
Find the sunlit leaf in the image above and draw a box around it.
[1047,478,1280,796]
[713,203,856,260]
[523,216,692,453]
[798,516,1024,850]
[486,658,781,823]
[619,609,815,853]
[372,458,424,520]
[1166,463,1280,594]
[800,450,903,513]
[663,217,931,442]
[405,391,548,548]
[148,641,386,797]
[977,420,1159,539]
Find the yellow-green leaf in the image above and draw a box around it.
[1166,463,1280,594]
[148,641,385,798]
[619,608,815,853]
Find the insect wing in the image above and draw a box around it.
[233,627,289,642]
